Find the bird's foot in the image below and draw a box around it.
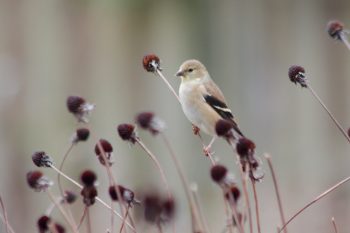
[192,125,200,135]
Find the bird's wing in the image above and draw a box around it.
[202,80,244,137]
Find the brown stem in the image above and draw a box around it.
[47,190,78,233]
[77,207,87,230]
[229,141,253,233]
[331,217,338,233]
[57,143,75,197]
[307,84,350,143]
[340,32,350,52]
[265,154,287,233]
[155,69,180,102]
[191,184,212,233]
[135,138,172,200]
[0,195,12,233]
[223,197,234,233]
[49,165,136,232]
[86,207,92,233]
[160,133,206,233]
[279,175,350,233]
[251,180,261,233]
[119,205,130,233]
[226,190,244,233]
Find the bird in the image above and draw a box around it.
[176,59,244,153]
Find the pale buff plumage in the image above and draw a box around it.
[176,60,243,143]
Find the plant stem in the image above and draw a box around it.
[265,154,287,233]
[331,217,338,233]
[251,180,261,233]
[307,84,350,143]
[49,165,136,232]
[0,195,11,233]
[340,33,350,51]
[47,190,78,233]
[57,143,75,197]
[86,207,92,233]
[279,175,350,233]
[156,69,180,102]
[160,133,206,233]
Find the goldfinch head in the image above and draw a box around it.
[175,59,208,81]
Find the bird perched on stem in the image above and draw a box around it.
[176,59,244,154]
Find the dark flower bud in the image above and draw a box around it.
[37,215,51,232]
[66,95,94,123]
[215,119,234,138]
[80,170,97,187]
[64,190,77,204]
[161,198,175,221]
[136,112,165,135]
[288,65,307,88]
[109,185,135,204]
[73,128,90,142]
[81,186,98,206]
[117,124,137,143]
[143,54,161,72]
[94,139,113,155]
[225,185,241,203]
[210,164,228,183]
[327,20,344,40]
[53,223,65,233]
[236,138,256,158]
[32,151,53,167]
[27,171,53,192]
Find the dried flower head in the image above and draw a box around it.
[143,54,161,72]
[210,164,228,183]
[143,194,176,224]
[136,112,165,135]
[37,215,51,233]
[94,139,114,166]
[215,119,234,138]
[288,65,307,88]
[224,185,241,203]
[117,124,137,143]
[109,185,135,205]
[64,190,77,204]
[72,128,90,143]
[26,171,53,192]
[81,186,98,206]
[327,20,344,40]
[66,95,94,123]
[53,223,65,233]
[32,151,53,167]
[236,138,256,159]
[80,170,97,187]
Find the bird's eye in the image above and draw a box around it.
[188,68,194,72]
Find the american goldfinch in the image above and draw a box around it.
[176,59,244,152]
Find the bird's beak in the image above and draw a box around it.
[175,70,184,77]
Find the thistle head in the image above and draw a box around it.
[327,20,345,40]
[66,95,94,123]
[143,54,161,72]
[136,112,165,135]
[288,65,307,88]
[117,124,137,144]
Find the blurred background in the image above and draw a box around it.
[0,0,350,232]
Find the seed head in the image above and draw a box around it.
[94,139,114,166]
[81,186,98,206]
[225,185,241,203]
[161,198,176,221]
[288,65,307,88]
[210,164,228,183]
[143,54,161,72]
[327,20,344,40]
[80,170,97,187]
[72,128,90,143]
[109,185,135,204]
[32,151,53,167]
[117,124,137,143]
[66,95,94,123]
[136,112,165,135]
[53,223,65,233]
[37,215,51,232]
[64,190,77,204]
[143,194,176,224]
[215,119,234,138]
[26,171,53,192]
[236,138,256,159]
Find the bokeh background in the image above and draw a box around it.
[0,0,350,232]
